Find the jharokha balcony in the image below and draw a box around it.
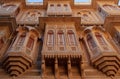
[83,26,120,76]
[2,46,33,77]
[2,26,40,77]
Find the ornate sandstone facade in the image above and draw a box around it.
[0,0,120,79]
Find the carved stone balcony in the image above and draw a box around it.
[91,53,120,76]
[98,3,120,18]
[0,3,20,17]
[47,2,72,16]
[2,46,33,76]
[42,50,81,59]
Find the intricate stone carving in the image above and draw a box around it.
[47,2,72,16]
[83,26,120,76]
[2,26,40,76]
[0,2,20,16]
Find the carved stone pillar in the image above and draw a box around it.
[23,32,30,48]
[81,61,85,79]
[68,58,71,78]
[12,33,21,47]
[41,57,45,77]
[31,37,38,59]
[55,58,59,79]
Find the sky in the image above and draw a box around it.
[27,0,90,3]
[119,0,120,5]
[75,0,90,3]
[27,0,120,5]
[27,0,43,2]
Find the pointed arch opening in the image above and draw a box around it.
[57,30,65,45]
[87,34,97,51]
[27,36,34,50]
[67,30,76,46]
[95,32,107,46]
[17,32,26,46]
[95,32,109,50]
[47,30,54,46]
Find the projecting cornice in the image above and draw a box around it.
[104,15,120,30]
[0,17,17,33]
[39,16,81,32]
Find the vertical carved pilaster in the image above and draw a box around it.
[41,57,45,77]
[12,33,21,47]
[55,58,59,79]
[23,32,29,48]
[68,57,71,78]
[31,37,38,58]
[81,61,85,79]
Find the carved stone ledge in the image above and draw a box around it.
[2,52,33,76]
[42,54,81,59]
[92,56,120,76]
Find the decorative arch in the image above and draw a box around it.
[81,10,91,14]
[57,4,61,7]
[57,30,64,45]
[87,34,97,51]
[95,32,108,50]
[64,4,68,7]
[67,30,76,45]
[95,32,107,45]
[16,32,26,46]
[47,30,54,46]
[25,10,41,21]
[25,26,40,38]
[27,35,34,50]
[79,10,93,22]
[50,4,54,7]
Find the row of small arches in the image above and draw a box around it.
[50,4,68,7]
[47,30,74,34]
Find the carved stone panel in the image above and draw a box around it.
[0,2,20,16]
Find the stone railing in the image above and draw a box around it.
[7,46,32,56]
[8,46,23,52]
[42,49,81,58]
[17,20,39,25]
